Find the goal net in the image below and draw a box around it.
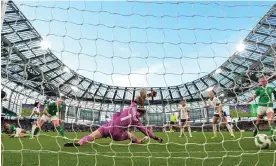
[1,1,276,166]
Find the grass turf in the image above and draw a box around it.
[1,131,276,166]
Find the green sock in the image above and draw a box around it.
[34,127,40,136]
[56,126,64,137]
[270,125,275,136]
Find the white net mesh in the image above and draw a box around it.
[1,1,276,166]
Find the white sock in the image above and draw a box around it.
[15,128,21,137]
[213,124,217,137]
[188,126,192,137]
[179,127,183,136]
[226,124,234,136]
[31,124,36,137]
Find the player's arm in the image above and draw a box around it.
[247,94,257,103]
[248,88,260,104]
[43,107,51,117]
[29,109,35,119]
[187,110,191,121]
[218,104,223,117]
[178,107,181,119]
[35,108,40,116]
[216,98,223,117]
[135,120,162,143]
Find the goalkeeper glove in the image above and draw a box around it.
[154,136,163,143]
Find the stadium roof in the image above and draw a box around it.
[1,1,276,105]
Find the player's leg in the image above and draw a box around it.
[127,131,149,144]
[170,122,174,132]
[186,121,192,138]
[35,115,48,137]
[212,116,219,139]
[64,129,103,147]
[223,117,234,138]
[179,120,184,137]
[51,117,64,137]
[14,128,22,137]
[254,106,265,136]
[266,108,275,136]
[30,120,37,138]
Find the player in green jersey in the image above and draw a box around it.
[2,123,28,138]
[35,98,65,137]
[247,77,276,137]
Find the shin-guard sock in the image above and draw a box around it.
[56,126,64,137]
[213,124,217,137]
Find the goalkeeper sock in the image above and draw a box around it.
[31,124,36,137]
[188,126,192,137]
[56,126,64,137]
[130,135,142,144]
[213,124,217,137]
[226,124,234,136]
[79,136,94,146]
[269,124,275,136]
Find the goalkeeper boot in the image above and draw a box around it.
[64,142,81,147]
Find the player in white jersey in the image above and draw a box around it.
[178,99,192,137]
[29,102,41,139]
[206,91,234,139]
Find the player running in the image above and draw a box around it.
[206,91,234,139]
[35,98,65,137]
[64,89,162,147]
[2,123,28,138]
[29,101,41,139]
[178,99,192,138]
[247,77,276,137]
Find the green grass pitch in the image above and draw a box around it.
[1,131,276,166]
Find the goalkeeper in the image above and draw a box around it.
[35,98,65,137]
[64,89,162,147]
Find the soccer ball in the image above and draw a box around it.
[254,134,271,149]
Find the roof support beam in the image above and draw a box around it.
[157,88,163,104]
[208,76,226,89]
[192,81,205,101]
[176,86,183,99]
[4,19,26,24]
[255,31,276,38]
[132,88,136,102]
[2,28,34,36]
[2,36,56,91]
[200,78,209,88]
[102,86,110,101]
[262,23,276,29]
[244,39,272,48]
[80,81,94,99]
[13,37,40,45]
[167,87,173,100]
[112,87,119,101]
[93,83,102,97]
[184,84,193,100]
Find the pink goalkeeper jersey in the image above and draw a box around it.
[99,102,156,140]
